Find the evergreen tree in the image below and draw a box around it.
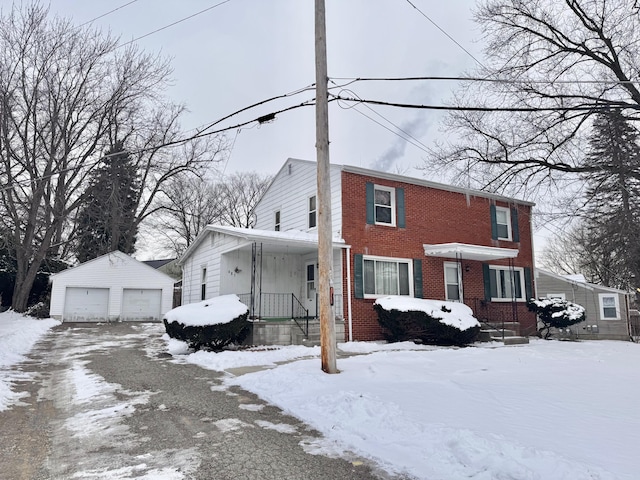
[581,110,640,290]
[75,142,140,262]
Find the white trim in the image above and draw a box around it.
[423,242,519,261]
[362,254,413,299]
[374,184,396,227]
[346,246,353,341]
[444,261,463,302]
[546,293,566,300]
[495,205,512,241]
[488,265,526,302]
[598,293,621,320]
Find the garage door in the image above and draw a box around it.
[122,289,162,321]
[63,287,109,322]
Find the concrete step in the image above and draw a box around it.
[501,336,529,345]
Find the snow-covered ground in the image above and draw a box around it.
[2,310,639,479]
[0,310,59,411]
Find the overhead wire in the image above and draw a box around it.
[77,0,141,27]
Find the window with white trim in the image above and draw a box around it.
[488,266,525,301]
[308,195,317,229]
[547,293,566,300]
[274,210,281,231]
[201,267,207,301]
[598,293,620,319]
[374,185,396,226]
[363,255,412,297]
[495,206,512,240]
[444,262,462,301]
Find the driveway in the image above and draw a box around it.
[0,322,400,479]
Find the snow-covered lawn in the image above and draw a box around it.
[175,338,639,480]
[2,310,639,479]
[0,310,59,411]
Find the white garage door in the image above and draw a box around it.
[64,287,109,322]
[122,289,162,321]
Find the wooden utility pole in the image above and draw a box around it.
[315,0,337,373]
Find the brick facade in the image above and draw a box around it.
[340,171,536,341]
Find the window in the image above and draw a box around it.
[495,206,512,240]
[201,267,207,300]
[306,263,315,300]
[308,195,317,229]
[444,262,462,301]
[598,293,620,320]
[374,185,396,225]
[488,266,525,301]
[274,210,280,231]
[363,255,412,297]
[547,293,566,300]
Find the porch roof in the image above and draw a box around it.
[423,242,519,262]
[180,225,347,264]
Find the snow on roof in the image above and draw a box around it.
[562,274,587,283]
[164,294,249,327]
[374,296,480,331]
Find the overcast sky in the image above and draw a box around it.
[45,0,483,179]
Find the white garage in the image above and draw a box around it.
[50,251,175,323]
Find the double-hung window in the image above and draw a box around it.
[201,267,207,300]
[308,195,317,229]
[495,206,512,240]
[274,210,281,231]
[363,255,412,297]
[598,293,620,320]
[488,266,525,301]
[444,262,462,301]
[374,185,396,225]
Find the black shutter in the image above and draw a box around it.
[413,259,423,298]
[490,204,498,240]
[482,263,492,302]
[524,267,533,300]
[397,188,406,228]
[511,207,520,242]
[354,254,364,298]
[366,183,375,224]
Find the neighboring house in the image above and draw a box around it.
[144,258,182,307]
[179,158,537,343]
[535,269,631,340]
[50,251,175,322]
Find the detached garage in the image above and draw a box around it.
[50,251,175,322]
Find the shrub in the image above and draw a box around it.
[373,297,480,346]
[163,295,250,352]
[527,297,586,339]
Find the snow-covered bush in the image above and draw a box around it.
[163,294,250,352]
[373,296,480,346]
[527,297,586,339]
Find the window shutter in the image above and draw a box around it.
[366,183,375,224]
[482,263,491,302]
[413,259,423,298]
[524,266,533,300]
[490,204,498,240]
[397,188,406,228]
[354,254,364,298]
[511,207,520,242]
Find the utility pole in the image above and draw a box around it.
[315,0,337,374]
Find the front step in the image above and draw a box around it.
[501,336,529,345]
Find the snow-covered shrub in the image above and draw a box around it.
[163,295,250,352]
[527,297,586,339]
[373,296,480,346]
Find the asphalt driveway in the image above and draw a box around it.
[0,322,402,479]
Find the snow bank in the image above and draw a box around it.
[0,310,59,411]
[163,294,249,327]
[374,296,480,331]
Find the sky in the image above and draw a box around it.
[2,310,638,479]
[44,0,483,179]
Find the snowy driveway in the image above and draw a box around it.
[0,323,393,480]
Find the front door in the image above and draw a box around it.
[305,261,317,317]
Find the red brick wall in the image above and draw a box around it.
[340,171,536,341]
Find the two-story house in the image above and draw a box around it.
[178,158,536,344]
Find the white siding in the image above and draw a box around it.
[253,159,343,236]
[50,251,175,321]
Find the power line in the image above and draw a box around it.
[330,94,637,112]
[330,75,640,86]
[403,0,487,70]
[78,0,141,27]
[118,0,233,49]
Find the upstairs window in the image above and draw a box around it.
[308,195,317,228]
[274,210,281,231]
[495,206,512,240]
[491,205,519,242]
[374,185,395,225]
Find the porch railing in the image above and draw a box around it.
[238,292,310,336]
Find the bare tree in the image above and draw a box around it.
[0,4,222,311]
[425,0,640,199]
[154,171,272,257]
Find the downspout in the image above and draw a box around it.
[346,245,353,342]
